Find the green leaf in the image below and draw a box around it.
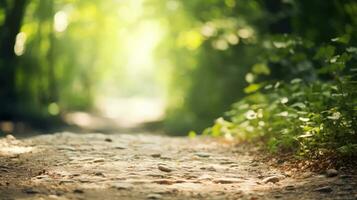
[314,45,335,60]
[244,83,262,93]
[252,63,270,75]
[290,78,302,84]
[297,133,313,138]
[331,34,350,44]
[211,123,222,137]
[291,102,306,109]
[318,63,345,74]
[188,131,197,138]
[346,47,357,54]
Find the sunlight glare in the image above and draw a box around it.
[14,32,26,56]
[125,21,164,78]
[0,146,33,155]
[95,0,167,126]
[54,11,68,32]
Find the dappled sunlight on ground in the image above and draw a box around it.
[0,135,33,156]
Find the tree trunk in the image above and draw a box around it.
[0,0,28,120]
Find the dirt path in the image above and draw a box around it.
[0,132,356,200]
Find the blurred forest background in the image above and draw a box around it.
[0,0,356,155]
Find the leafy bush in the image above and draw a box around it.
[204,37,357,157]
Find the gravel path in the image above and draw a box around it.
[0,132,356,200]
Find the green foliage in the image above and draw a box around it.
[162,0,357,135]
[160,0,266,134]
[205,40,357,157]
[182,0,357,157]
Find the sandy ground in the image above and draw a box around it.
[0,132,356,200]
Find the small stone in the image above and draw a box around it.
[326,169,338,177]
[147,194,162,199]
[198,174,213,181]
[146,173,165,178]
[23,188,39,194]
[213,178,242,184]
[277,159,285,164]
[250,163,259,167]
[71,173,81,177]
[153,179,175,185]
[207,166,216,171]
[59,180,75,184]
[6,134,16,140]
[314,186,333,193]
[93,158,105,163]
[48,195,60,199]
[112,183,133,190]
[283,171,292,177]
[285,185,295,191]
[195,153,210,158]
[115,146,126,150]
[35,175,49,179]
[160,156,172,160]
[220,161,235,165]
[174,180,185,183]
[58,146,76,151]
[105,138,112,142]
[79,179,91,183]
[151,153,161,158]
[262,176,283,184]
[200,166,216,171]
[94,172,105,176]
[73,189,84,194]
[301,172,313,178]
[158,165,173,172]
